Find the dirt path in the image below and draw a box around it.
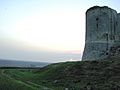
[26,81,53,90]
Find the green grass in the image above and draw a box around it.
[0,70,37,90]
[0,69,53,90]
[0,58,120,90]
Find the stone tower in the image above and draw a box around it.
[82,6,119,61]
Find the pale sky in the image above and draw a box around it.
[0,0,120,62]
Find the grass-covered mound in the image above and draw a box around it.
[0,58,120,90]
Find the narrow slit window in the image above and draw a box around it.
[96,17,99,28]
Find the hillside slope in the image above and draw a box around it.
[32,59,120,90]
[1,58,120,90]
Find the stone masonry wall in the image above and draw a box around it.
[82,6,120,61]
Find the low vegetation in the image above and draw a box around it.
[0,58,120,90]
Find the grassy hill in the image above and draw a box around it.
[0,58,120,90]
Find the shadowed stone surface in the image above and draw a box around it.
[82,6,120,61]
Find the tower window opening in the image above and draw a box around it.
[96,17,99,21]
[96,17,99,28]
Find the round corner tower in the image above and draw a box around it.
[82,6,117,61]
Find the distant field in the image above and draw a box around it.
[0,58,120,90]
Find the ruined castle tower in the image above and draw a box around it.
[82,6,120,61]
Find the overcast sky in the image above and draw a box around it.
[0,0,120,62]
